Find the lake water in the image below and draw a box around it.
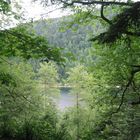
[53,87,76,110]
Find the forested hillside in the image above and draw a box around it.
[33,17,93,50]
[32,17,101,62]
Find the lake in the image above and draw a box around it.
[53,87,76,110]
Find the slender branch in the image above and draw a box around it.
[4,86,39,108]
[60,0,133,6]
[4,87,16,102]
[110,86,123,104]
[0,27,30,43]
[115,74,133,113]
[90,31,140,43]
[131,65,140,68]
[40,6,65,18]
[100,1,112,25]
[113,66,140,114]
[125,31,140,36]
[0,56,13,65]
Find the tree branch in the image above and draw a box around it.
[113,66,140,114]
[125,31,140,37]
[115,74,133,113]
[131,98,140,105]
[100,1,112,25]
[0,56,13,65]
[60,0,133,6]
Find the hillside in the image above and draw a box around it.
[32,17,96,61]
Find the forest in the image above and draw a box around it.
[0,0,140,140]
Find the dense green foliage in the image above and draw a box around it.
[0,59,60,140]
[0,25,63,62]
[0,0,140,140]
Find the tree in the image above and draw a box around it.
[0,25,64,62]
[0,0,64,63]
[67,64,93,139]
[84,41,140,139]
[38,62,60,110]
[0,58,62,140]
[0,58,43,139]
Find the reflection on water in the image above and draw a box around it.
[53,87,75,110]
